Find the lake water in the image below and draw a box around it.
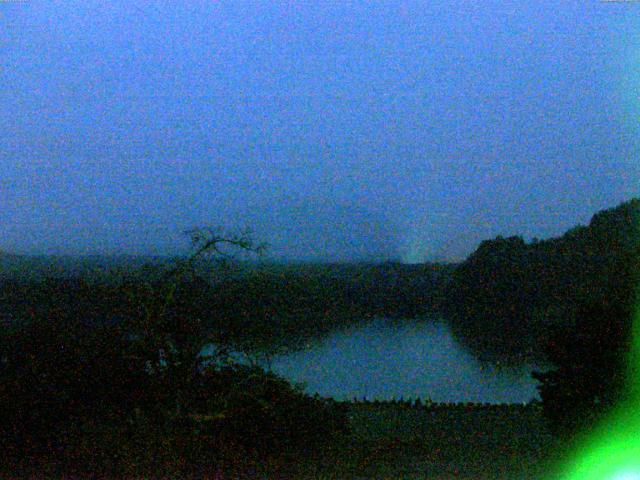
[265,318,543,404]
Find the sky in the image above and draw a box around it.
[1,0,639,262]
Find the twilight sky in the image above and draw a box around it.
[2,0,639,261]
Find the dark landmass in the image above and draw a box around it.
[0,256,454,354]
[279,400,558,479]
[0,198,637,477]
[3,199,637,364]
[444,197,640,364]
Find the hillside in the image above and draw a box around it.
[444,198,640,363]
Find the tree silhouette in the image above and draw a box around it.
[532,262,638,437]
[117,227,267,417]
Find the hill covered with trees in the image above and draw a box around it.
[0,256,453,355]
[444,198,640,364]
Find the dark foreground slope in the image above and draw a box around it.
[292,401,558,480]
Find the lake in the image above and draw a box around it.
[265,318,543,404]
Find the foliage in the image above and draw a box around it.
[522,198,639,437]
[445,197,639,441]
[445,235,535,361]
[207,261,453,353]
[0,228,348,477]
[187,363,348,453]
[444,198,640,363]
[0,256,453,356]
[532,269,638,438]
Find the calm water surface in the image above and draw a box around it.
[266,318,543,404]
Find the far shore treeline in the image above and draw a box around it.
[0,254,454,354]
[1,198,637,364]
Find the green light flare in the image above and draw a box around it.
[556,246,640,479]
[558,404,640,480]
[611,472,640,480]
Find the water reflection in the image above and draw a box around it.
[266,318,543,404]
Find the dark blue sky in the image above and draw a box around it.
[2,1,639,261]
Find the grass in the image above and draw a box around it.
[0,402,562,479]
